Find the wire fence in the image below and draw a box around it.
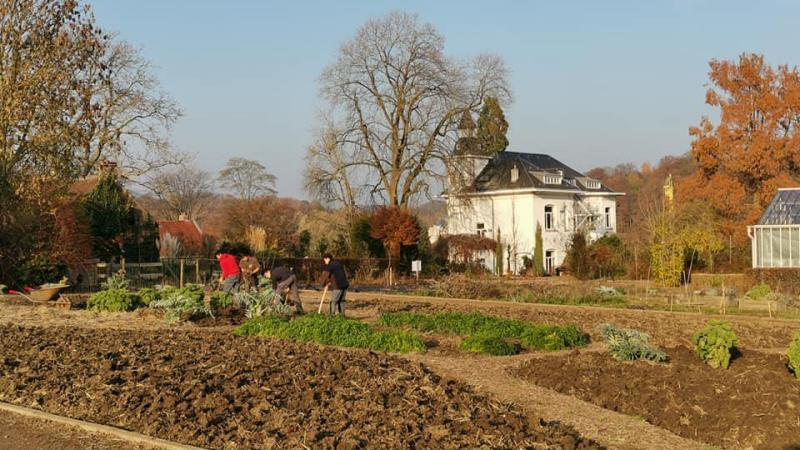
[72,257,392,292]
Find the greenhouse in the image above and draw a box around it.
[749,188,800,268]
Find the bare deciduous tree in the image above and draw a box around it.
[147,165,216,221]
[304,117,361,214]
[218,157,277,200]
[310,11,510,208]
[75,40,186,178]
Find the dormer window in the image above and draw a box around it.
[543,175,561,185]
[531,171,562,185]
[577,177,601,190]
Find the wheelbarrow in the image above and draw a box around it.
[14,284,71,307]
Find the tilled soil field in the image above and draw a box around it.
[512,347,800,449]
[0,324,600,449]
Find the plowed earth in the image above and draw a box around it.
[0,325,600,450]
[512,347,800,449]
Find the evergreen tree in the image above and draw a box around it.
[533,222,544,276]
[495,228,503,275]
[81,171,159,262]
[476,96,509,155]
[81,173,136,260]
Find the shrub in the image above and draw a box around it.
[233,285,284,318]
[87,288,137,312]
[459,332,520,356]
[150,285,211,323]
[87,273,138,312]
[209,291,233,310]
[597,323,667,362]
[378,312,586,352]
[235,314,426,353]
[692,320,738,369]
[789,331,800,381]
[134,288,159,307]
[746,283,771,300]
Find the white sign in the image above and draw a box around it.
[411,260,422,273]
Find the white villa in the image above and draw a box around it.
[442,112,624,275]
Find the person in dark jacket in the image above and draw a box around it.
[318,253,349,316]
[264,265,304,314]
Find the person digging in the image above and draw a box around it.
[318,253,349,316]
[265,265,304,314]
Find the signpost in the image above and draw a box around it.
[411,260,422,281]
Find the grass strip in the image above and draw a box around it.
[378,311,587,353]
[234,314,426,353]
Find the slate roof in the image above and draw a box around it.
[758,188,800,225]
[470,151,615,193]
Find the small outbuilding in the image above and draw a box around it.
[749,188,800,268]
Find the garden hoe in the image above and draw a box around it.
[317,285,328,314]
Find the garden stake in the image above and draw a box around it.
[317,285,328,314]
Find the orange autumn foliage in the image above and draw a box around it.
[683,53,800,251]
[368,206,420,262]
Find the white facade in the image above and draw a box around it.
[444,155,622,274]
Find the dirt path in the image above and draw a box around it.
[0,409,148,450]
[403,350,717,450]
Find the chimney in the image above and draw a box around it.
[510,164,519,183]
[178,213,188,221]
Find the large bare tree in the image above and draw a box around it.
[303,116,361,214]
[218,157,277,200]
[74,40,185,178]
[310,11,510,208]
[147,165,216,221]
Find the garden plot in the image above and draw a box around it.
[0,324,599,450]
[512,346,800,449]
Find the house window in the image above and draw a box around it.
[544,205,554,230]
[476,222,486,237]
[545,250,555,274]
[605,207,611,228]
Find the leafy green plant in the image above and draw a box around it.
[746,283,771,300]
[692,320,738,369]
[134,288,159,307]
[87,288,137,312]
[101,272,130,291]
[233,285,284,318]
[377,311,586,352]
[209,291,233,310]
[788,330,800,381]
[459,331,520,356]
[150,285,211,323]
[597,323,667,362]
[235,314,425,353]
[87,273,139,312]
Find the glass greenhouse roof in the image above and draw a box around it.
[759,189,800,225]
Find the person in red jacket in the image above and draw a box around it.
[216,252,241,293]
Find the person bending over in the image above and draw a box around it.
[319,253,349,316]
[216,252,241,294]
[265,265,304,314]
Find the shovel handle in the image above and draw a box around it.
[317,285,328,314]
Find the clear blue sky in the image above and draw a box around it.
[91,0,800,198]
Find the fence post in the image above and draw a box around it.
[195,259,200,284]
[179,259,185,288]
